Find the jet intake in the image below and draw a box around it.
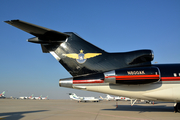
[125,50,154,65]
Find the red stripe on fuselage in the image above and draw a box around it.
[106,75,159,81]
[161,77,180,81]
[72,77,180,84]
[73,79,104,84]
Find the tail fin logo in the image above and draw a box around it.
[63,49,102,64]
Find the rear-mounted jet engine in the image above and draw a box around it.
[59,66,160,88]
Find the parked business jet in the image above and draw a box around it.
[69,93,99,102]
[5,20,180,112]
[101,94,130,101]
[104,94,115,101]
[114,96,131,101]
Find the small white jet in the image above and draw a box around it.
[100,94,130,101]
[115,96,131,101]
[130,99,153,106]
[106,94,115,101]
[0,91,5,98]
[100,94,114,101]
[69,93,99,102]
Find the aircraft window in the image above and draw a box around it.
[174,73,177,77]
[179,73,180,76]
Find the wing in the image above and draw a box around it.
[84,53,102,59]
[63,54,79,59]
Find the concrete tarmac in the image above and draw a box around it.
[0,99,180,120]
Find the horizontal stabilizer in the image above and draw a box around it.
[5,20,69,43]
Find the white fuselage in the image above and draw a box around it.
[72,82,180,102]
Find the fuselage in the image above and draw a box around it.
[60,64,180,102]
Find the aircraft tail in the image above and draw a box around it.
[5,20,154,77]
[48,32,106,77]
[45,96,48,99]
[99,96,104,99]
[38,95,42,99]
[69,93,78,99]
[29,94,33,99]
[106,94,111,98]
[5,20,107,77]
[0,91,5,96]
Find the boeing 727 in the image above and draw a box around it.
[5,20,180,112]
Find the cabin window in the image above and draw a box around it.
[174,73,177,77]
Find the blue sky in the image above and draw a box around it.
[0,0,180,99]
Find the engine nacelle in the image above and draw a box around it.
[104,67,160,84]
[59,67,160,88]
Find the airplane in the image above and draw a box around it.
[99,94,115,101]
[28,94,34,99]
[5,19,180,112]
[100,94,130,101]
[19,96,27,99]
[0,91,5,98]
[69,93,81,101]
[114,96,131,101]
[19,94,33,99]
[105,94,115,101]
[32,95,42,100]
[130,99,153,106]
[69,93,99,102]
[41,96,48,100]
